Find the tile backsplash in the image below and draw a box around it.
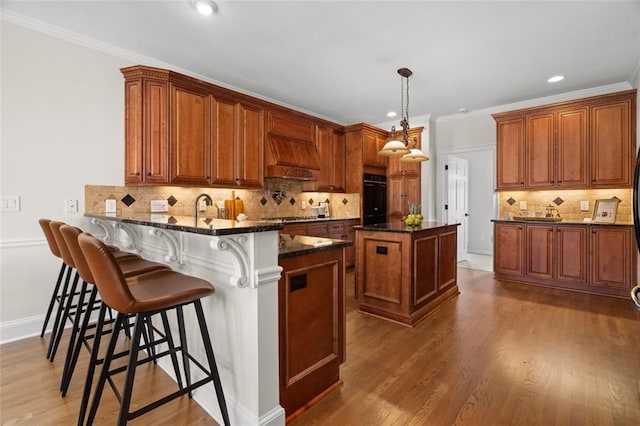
[499,188,633,223]
[85,179,360,220]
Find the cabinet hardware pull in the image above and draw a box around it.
[146,172,151,176]
[135,172,140,176]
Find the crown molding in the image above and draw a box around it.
[436,81,633,123]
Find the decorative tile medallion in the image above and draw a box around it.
[342,198,349,205]
[506,197,516,206]
[121,194,136,207]
[289,197,296,205]
[308,198,314,205]
[260,197,268,206]
[553,197,564,206]
[167,195,178,207]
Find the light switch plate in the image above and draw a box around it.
[580,201,589,211]
[65,199,78,213]
[1,196,20,212]
[519,201,527,210]
[150,199,169,213]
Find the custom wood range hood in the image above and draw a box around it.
[264,111,321,180]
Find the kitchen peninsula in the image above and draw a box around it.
[354,222,459,326]
[85,212,350,426]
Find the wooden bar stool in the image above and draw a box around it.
[58,225,172,397]
[78,233,230,426]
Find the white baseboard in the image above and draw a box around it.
[0,314,47,344]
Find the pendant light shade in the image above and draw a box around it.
[378,68,428,162]
[401,148,430,162]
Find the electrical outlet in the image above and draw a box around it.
[580,201,589,211]
[65,199,78,213]
[1,196,20,212]
[519,201,527,210]
[105,199,117,213]
[150,199,169,213]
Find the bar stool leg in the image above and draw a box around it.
[41,263,67,337]
[194,300,230,426]
[59,279,90,391]
[176,305,192,396]
[160,311,184,390]
[86,312,127,426]
[61,284,98,396]
[49,270,80,361]
[78,302,108,426]
[47,266,74,359]
[116,313,146,426]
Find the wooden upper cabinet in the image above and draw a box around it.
[237,103,264,188]
[170,84,211,186]
[362,130,387,169]
[305,125,345,192]
[526,113,554,188]
[494,89,635,191]
[123,75,170,184]
[557,107,588,187]
[591,99,633,187]
[211,100,264,188]
[496,117,525,189]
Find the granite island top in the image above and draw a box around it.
[354,221,459,233]
[85,212,283,236]
[278,234,352,259]
[492,218,633,227]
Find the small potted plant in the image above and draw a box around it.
[404,203,423,227]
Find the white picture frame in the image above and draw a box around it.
[592,198,620,223]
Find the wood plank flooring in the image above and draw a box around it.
[2,268,639,425]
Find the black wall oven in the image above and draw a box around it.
[363,173,387,225]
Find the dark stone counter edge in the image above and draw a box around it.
[353,222,460,233]
[278,240,353,259]
[491,219,633,227]
[85,213,283,236]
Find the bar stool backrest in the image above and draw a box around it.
[78,233,135,313]
[39,218,62,259]
[60,225,95,285]
[50,221,76,268]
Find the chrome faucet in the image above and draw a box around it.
[194,193,213,224]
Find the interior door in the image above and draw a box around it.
[447,156,469,261]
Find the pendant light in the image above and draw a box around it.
[378,68,429,162]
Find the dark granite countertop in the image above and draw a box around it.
[278,234,352,259]
[263,216,359,224]
[491,219,633,227]
[85,213,283,236]
[353,221,459,233]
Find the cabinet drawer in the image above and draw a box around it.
[282,224,307,236]
[328,222,345,234]
[306,223,329,236]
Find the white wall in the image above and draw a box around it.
[0,22,131,340]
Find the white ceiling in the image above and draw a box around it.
[2,1,639,125]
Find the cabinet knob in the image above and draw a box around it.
[146,172,151,177]
[135,172,140,176]
[206,176,211,180]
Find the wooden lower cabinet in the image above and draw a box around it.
[494,221,635,297]
[278,248,345,421]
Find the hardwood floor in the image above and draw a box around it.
[1,268,639,425]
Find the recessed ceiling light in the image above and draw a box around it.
[547,75,565,83]
[387,111,397,118]
[191,0,218,16]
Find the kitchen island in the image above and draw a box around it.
[86,213,286,426]
[354,222,459,326]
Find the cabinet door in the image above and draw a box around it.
[556,226,588,283]
[124,79,144,183]
[438,229,457,293]
[494,223,524,276]
[330,130,346,192]
[557,108,588,187]
[362,131,387,169]
[315,126,333,191]
[170,84,211,185]
[387,129,422,178]
[526,224,554,279]
[590,226,633,289]
[142,79,170,183]
[496,118,525,189]
[526,113,554,188]
[211,98,238,186]
[590,100,632,187]
[238,103,264,188]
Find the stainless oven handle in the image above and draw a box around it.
[631,285,640,309]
